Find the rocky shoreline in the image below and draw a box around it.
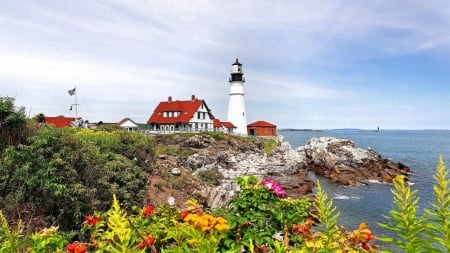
[149,134,410,209]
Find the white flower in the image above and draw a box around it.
[167,196,175,206]
[272,232,284,241]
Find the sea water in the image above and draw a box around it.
[280,129,450,239]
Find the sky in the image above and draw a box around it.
[1,0,449,130]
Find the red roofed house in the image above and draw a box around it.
[147,95,216,133]
[44,116,80,128]
[213,119,237,134]
[247,120,277,137]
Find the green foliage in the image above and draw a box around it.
[424,155,450,252]
[197,168,224,186]
[0,127,152,232]
[0,96,28,150]
[30,226,70,253]
[263,139,278,155]
[200,131,228,141]
[95,195,143,253]
[217,176,310,250]
[0,210,26,252]
[378,175,428,252]
[310,180,342,251]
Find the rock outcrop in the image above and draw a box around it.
[300,137,410,185]
[149,134,410,209]
[191,135,314,208]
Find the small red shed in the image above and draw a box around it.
[44,116,79,128]
[247,121,277,137]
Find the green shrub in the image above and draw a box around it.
[197,168,224,186]
[0,127,152,232]
[263,139,278,155]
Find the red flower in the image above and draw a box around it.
[365,232,374,242]
[66,242,78,252]
[85,215,100,226]
[143,205,154,217]
[180,210,189,220]
[137,235,155,249]
[137,242,146,249]
[362,242,370,251]
[75,243,87,253]
[66,242,87,253]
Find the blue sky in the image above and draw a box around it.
[1,0,449,129]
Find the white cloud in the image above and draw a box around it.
[1,0,449,128]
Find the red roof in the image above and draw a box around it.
[213,119,236,129]
[44,116,78,128]
[213,118,221,127]
[247,121,276,127]
[222,121,237,128]
[147,96,214,124]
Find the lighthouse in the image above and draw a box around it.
[227,58,247,135]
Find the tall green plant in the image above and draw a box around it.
[0,210,25,252]
[424,156,450,252]
[310,180,341,251]
[378,175,427,253]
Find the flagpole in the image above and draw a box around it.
[74,86,78,119]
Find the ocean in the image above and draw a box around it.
[280,129,450,239]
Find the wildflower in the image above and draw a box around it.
[272,232,284,241]
[188,238,199,247]
[167,196,175,206]
[292,218,314,235]
[137,235,155,249]
[180,210,189,220]
[66,242,87,253]
[66,242,77,252]
[262,177,286,198]
[143,205,154,217]
[84,215,100,226]
[263,177,275,190]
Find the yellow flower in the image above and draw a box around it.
[188,238,199,246]
[214,223,230,231]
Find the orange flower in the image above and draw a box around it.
[292,218,314,235]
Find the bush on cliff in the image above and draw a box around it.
[0,126,154,231]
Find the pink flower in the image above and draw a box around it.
[263,177,286,198]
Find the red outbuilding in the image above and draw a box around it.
[247,121,277,137]
[44,116,79,128]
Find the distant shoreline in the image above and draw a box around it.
[278,128,324,132]
[279,128,450,132]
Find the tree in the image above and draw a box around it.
[0,96,27,150]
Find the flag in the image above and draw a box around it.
[68,87,76,96]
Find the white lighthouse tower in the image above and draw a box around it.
[227,58,247,135]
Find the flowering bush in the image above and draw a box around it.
[0,157,448,252]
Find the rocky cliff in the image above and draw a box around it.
[147,134,409,209]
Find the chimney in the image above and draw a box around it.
[168,96,172,102]
[191,95,196,100]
